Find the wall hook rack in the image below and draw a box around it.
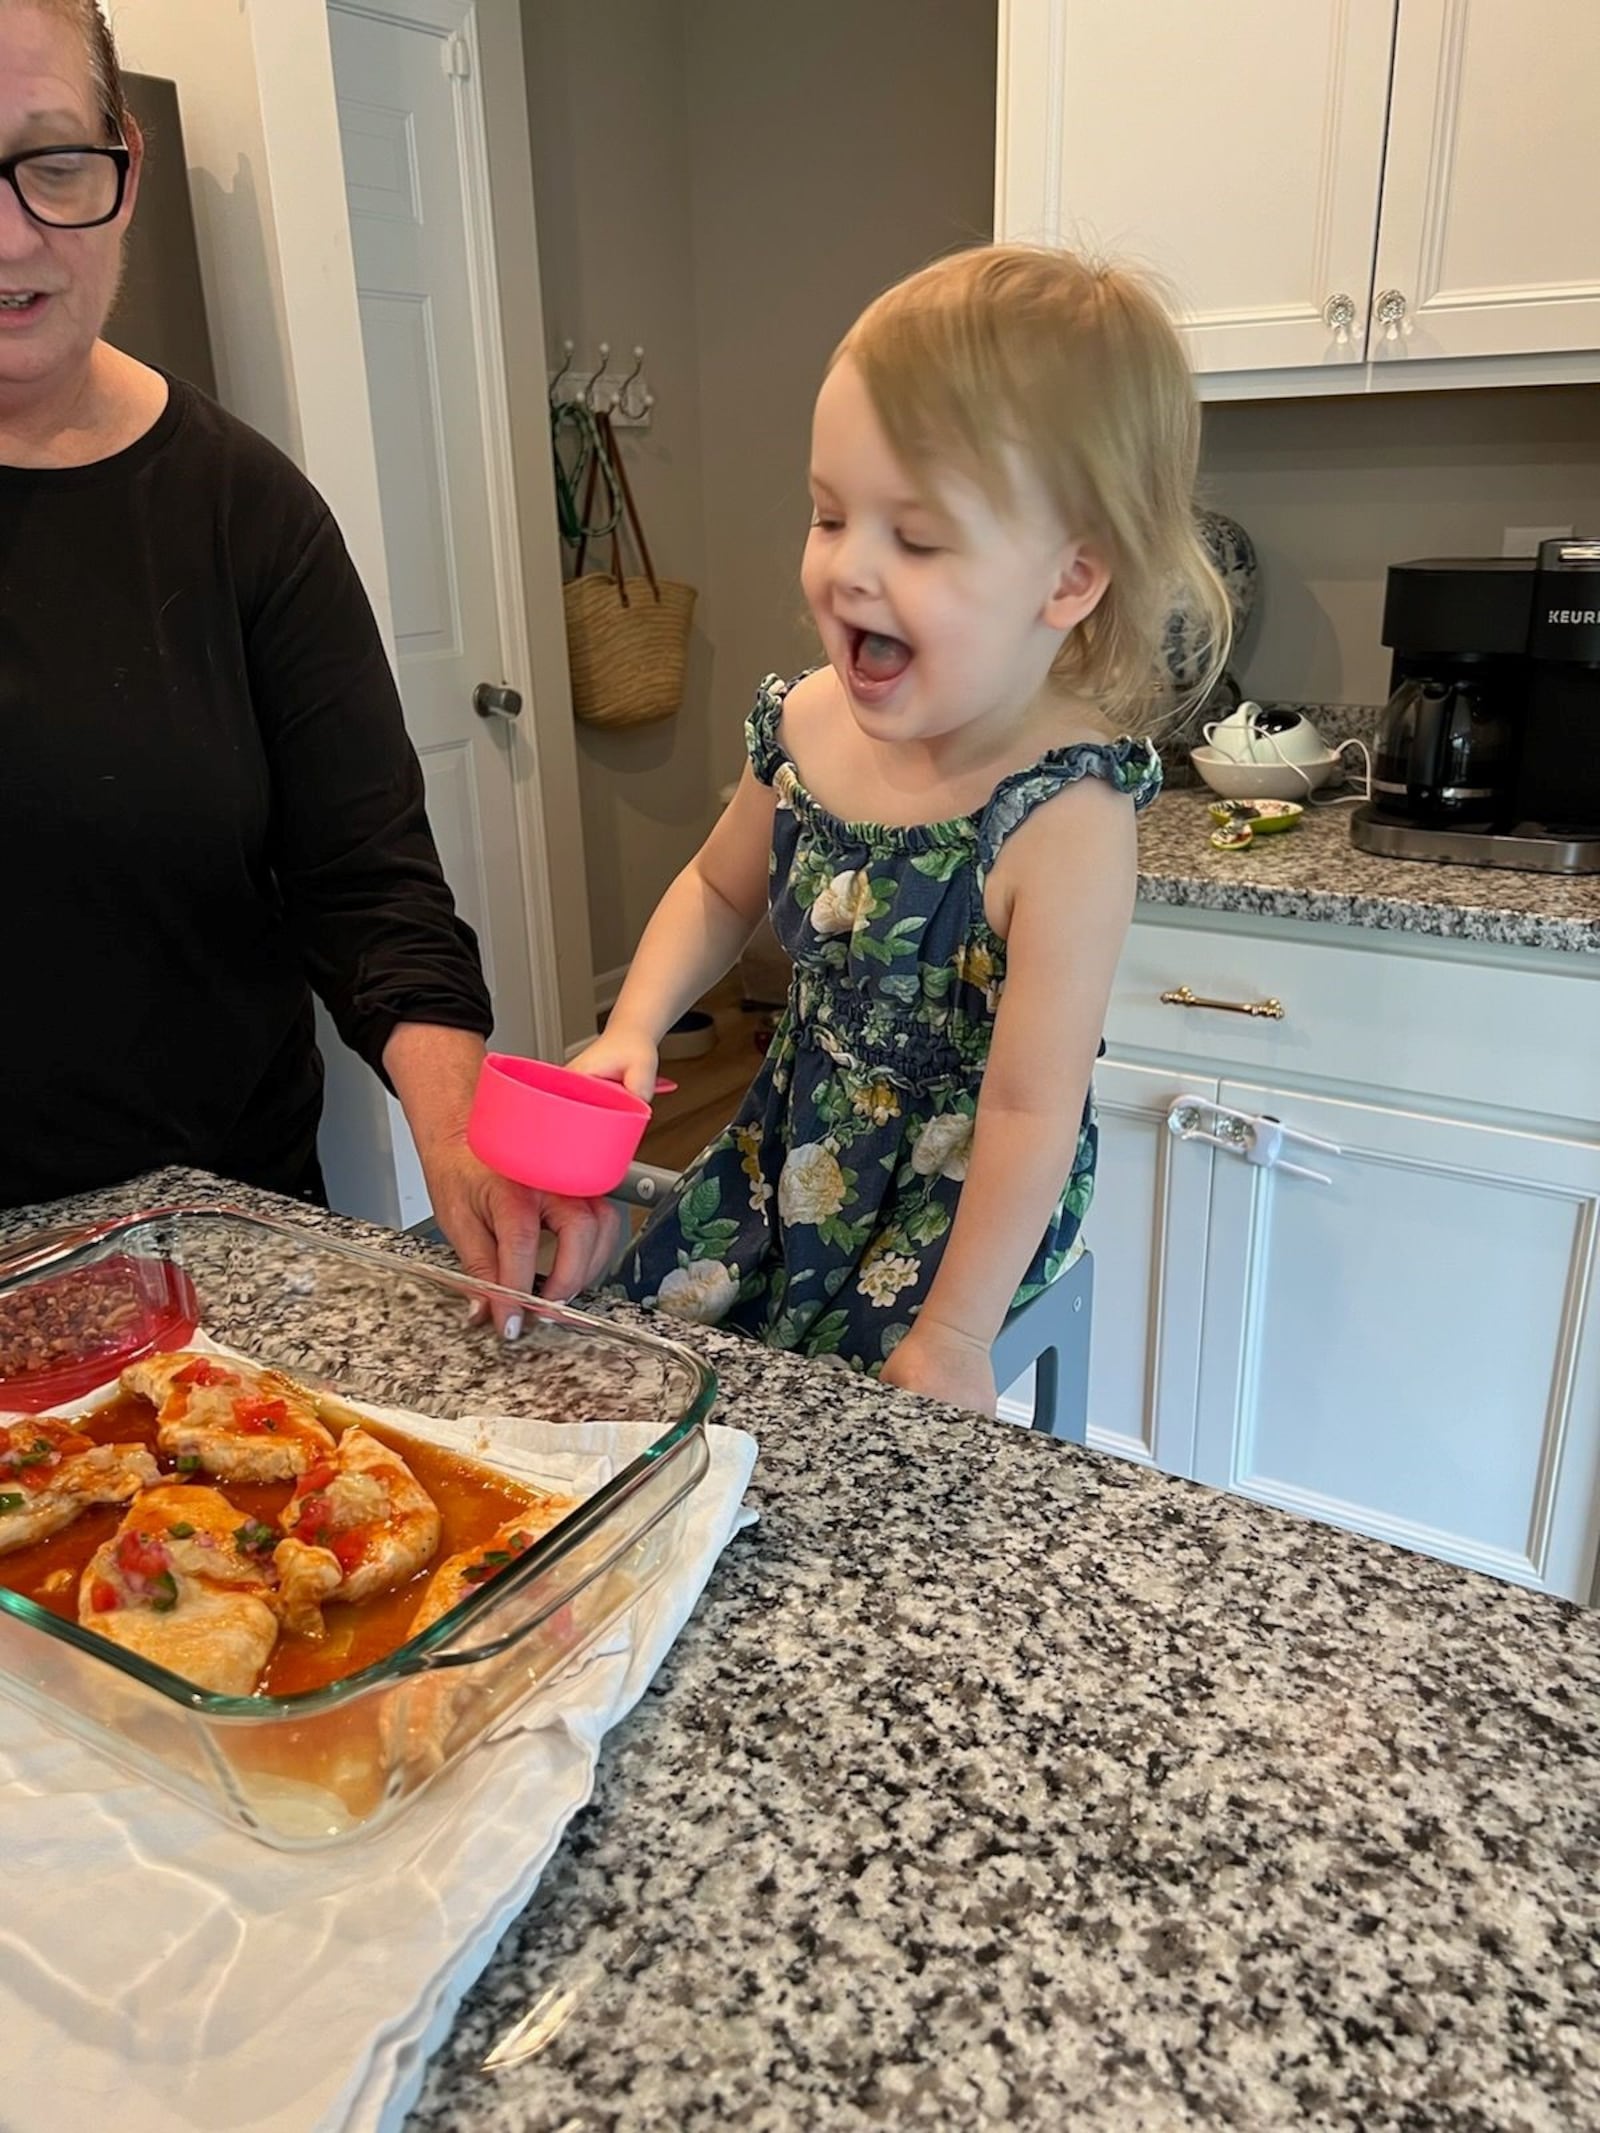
[547,338,655,428]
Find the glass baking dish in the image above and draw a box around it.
[0,1205,716,1849]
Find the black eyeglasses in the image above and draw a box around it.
[0,144,131,230]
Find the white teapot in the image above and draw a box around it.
[1203,703,1333,767]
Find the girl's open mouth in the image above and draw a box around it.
[846,627,913,702]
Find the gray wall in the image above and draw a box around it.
[683,0,998,799]
[522,0,997,987]
[1203,386,1600,706]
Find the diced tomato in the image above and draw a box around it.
[235,1397,288,1436]
[4,1423,85,1465]
[173,1357,230,1389]
[115,1530,169,1582]
[2,1433,62,1490]
[332,1529,368,1575]
[294,1495,334,1545]
[89,1578,120,1614]
[300,1464,337,1496]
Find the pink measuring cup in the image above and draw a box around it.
[467,1054,673,1198]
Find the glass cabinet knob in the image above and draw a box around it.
[1374,288,1410,343]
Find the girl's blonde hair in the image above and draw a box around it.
[834,243,1230,726]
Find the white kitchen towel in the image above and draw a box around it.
[0,1417,757,2133]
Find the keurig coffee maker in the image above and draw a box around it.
[1517,538,1600,837]
[1352,539,1600,873]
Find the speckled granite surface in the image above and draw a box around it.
[1140,790,1600,954]
[6,1170,1597,2131]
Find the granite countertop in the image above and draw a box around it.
[1140,790,1600,954]
[8,1172,1600,2131]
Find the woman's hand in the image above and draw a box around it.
[880,1320,997,1417]
[568,1024,661,1103]
[382,1024,621,1330]
[420,1132,621,1323]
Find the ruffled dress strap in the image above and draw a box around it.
[976,736,1162,872]
[744,673,806,788]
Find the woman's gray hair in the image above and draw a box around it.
[9,1,134,139]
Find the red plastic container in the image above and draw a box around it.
[0,1249,199,1411]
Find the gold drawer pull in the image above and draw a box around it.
[1160,984,1285,1021]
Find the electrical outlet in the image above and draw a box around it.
[1503,524,1571,557]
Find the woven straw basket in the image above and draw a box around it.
[564,571,696,729]
[564,411,696,730]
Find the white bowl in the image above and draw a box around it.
[1189,745,1342,801]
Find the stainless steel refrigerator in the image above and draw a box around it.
[105,72,216,396]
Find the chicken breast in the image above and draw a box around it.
[0,1417,161,1555]
[273,1428,442,1637]
[121,1351,335,1483]
[406,1498,577,1639]
[388,1497,576,1774]
[79,1484,280,1696]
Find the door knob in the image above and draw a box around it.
[474,682,523,721]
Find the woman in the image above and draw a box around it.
[0,0,615,1309]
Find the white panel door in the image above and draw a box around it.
[1372,0,1600,362]
[1194,1082,1600,1601]
[328,1,542,1058]
[996,0,1397,374]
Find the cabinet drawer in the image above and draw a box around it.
[1107,914,1600,1124]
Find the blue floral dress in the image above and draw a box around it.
[611,675,1162,1371]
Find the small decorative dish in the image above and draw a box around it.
[1207,799,1304,834]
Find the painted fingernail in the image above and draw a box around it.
[503,1313,523,1343]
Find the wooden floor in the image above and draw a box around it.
[636,976,772,1177]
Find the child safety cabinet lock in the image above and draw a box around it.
[1165,1095,1341,1185]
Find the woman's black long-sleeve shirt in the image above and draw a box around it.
[0,377,492,1208]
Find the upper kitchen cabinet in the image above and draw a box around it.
[995,0,1600,397]
[995,0,1394,378]
[1373,0,1600,364]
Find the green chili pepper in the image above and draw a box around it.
[176,1454,200,1474]
[148,1570,179,1614]
[168,1522,195,1539]
[0,1492,24,1514]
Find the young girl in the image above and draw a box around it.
[575,244,1228,1414]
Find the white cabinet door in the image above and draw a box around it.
[1372,0,1600,362]
[1194,1082,1600,1601]
[1078,1060,1218,1471]
[996,0,1396,374]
